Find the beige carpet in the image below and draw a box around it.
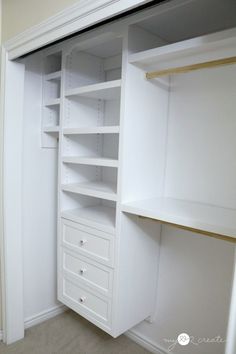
[0,310,151,354]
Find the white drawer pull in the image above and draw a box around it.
[79,296,86,303]
[79,239,87,246]
[79,268,86,275]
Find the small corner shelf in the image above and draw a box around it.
[122,197,236,241]
[65,80,121,100]
[61,181,117,201]
[63,126,120,135]
[61,205,116,234]
[45,71,62,81]
[62,156,119,168]
[44,98,61,107]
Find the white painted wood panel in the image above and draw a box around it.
[62,249,113,297]
[60,219,115,267]
[3,56,25,344]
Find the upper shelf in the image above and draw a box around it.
[62,156,119,168]
[62,181,117,201]
[65,80,121,100]
[122,197,236,241]
[129,28,236,72]
[63,126,120,135]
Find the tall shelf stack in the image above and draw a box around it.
[60,36,122,230]
[42,49,62,148]
[58,36,122,331]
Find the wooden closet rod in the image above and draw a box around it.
[146,55,236,79]
[138,215,236,243]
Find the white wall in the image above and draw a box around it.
[130,227,235,354]
[22,52,60,323]
[2,0,82,42]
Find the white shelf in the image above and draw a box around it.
[63,126,120,135]
[43,126,60,134]
[62,181,117,201]
[45,98,60,107]
[45,71,61,81]
[61,205,116,234]
[65,80,121,100]
[62,156,118,168]
[122,197,236,239]
[129,28,236,71]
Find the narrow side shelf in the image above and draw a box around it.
[61,205,116,234]
[63,126,120,135]
[65,80,121,100]
[62,156,119,168]
[45,98,61,107]
[122,197,236,241]
[45,70,61,81]
[43,126,60,134]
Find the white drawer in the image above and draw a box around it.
[62,249,113,297]
[61,277,111,327]
[60,219,115,267]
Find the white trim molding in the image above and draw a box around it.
[24,305,67,330]
[5,0,153,60]
[226,248,236,354]
[2,54,25,345]
[126,330,168,354]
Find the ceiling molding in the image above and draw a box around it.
[4,0,152,60]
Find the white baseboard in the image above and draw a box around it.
[126,329,168,354]
[24,304,67,329]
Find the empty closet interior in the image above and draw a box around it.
[18,0,236,352]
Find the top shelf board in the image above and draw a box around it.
[63,126,120,135]
[129,28,236,72]
[122,197,236,242]
[45,71,61,81]
[65,80,121,100]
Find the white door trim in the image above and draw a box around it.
[0,0,154,344]
[4,0,153,60]
[1,49,25,344]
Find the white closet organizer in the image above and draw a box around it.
[35,11,236,342]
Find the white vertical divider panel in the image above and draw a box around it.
[57,44,67,303]
[2,53,25,343]
[226,247,236,354]
[0,47,7,342]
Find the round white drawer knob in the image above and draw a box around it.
[79,268,86,275]
[80,239,87,246]
[79,296,86,303]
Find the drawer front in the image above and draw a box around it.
[62,249,113,296]
[61,277,111,326]
[61,219,115,266]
